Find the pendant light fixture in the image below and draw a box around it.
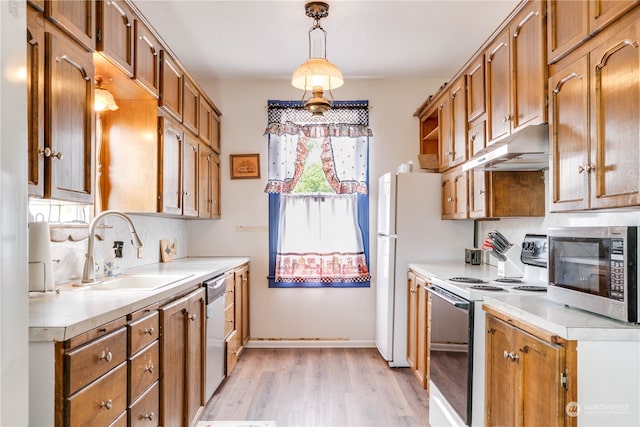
[291,1,343,116]
[94,77,119,112]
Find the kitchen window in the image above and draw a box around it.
[265,100,371,288]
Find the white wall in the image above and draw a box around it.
[187,78,444,344]
[1,0,29,424]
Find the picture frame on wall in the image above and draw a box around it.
[230,154,261,179]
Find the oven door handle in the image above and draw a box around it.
[426,285,470,310]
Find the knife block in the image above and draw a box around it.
[497,245,525,278]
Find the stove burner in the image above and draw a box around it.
[493,277,522,284]
[470,285,504,291]
[449,277,486,284]
[513,285,547,292]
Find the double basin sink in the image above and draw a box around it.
[68,273,194,291]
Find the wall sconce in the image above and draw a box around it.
[94,78,119,112]
[291,2,343,116]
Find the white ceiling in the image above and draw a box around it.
[132,0,520,82]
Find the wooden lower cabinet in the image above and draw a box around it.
[225,264,250,376]
[160,287,206,427]
[407,271,430,389]
[484,309,577,427]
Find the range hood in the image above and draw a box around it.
[462,124,549,172]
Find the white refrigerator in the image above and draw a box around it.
[375,172,473,367]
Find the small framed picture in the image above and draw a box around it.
[230,154,261,179]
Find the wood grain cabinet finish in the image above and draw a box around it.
[128,311,159,355]
[129,341,159,401]
[159,50,183,121]
[133,19,160,97]
[486,0,546,145]
[45,25,95,203]
[27,6,45,198]
[236,264,251,347]
[441,166,468,220]
[466,55,487,157]
[198,143,221,219]
[159,116,184,215]
[437,94,453,170]
[44,0,95,50]
[96,0,135,77]
[550,7,640,211]
[199,98,221,153]
[225,265,249,376]
[406,271,429,389]
[183,76,200,135]
[449,76,468,169]
[129,381,159,427]
[485,312,576,427]
[182,132,200,218]
[470,170,545,218]
[160,287,206,427]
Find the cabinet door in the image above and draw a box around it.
[96,0,134,77]
[547,0,589,63]
[46,27,94,203]
[452,169,468,219]
[45,0,95,50]
[549,55,590,212]
[406,271,418,372]
[159,117,183,215]
[468,119,486,158]
[518,330,565,426]
[160,50,183,121]
[485,315,518,427]
[134,20,160,97]
[198,98,213,147]
[589,21,640,209]
[415,276,429,389]
[186,288,206,424]
[239,266,250,345]
[466,55,486,123]
[590,0,639,34]
[510,0,547,132]
[183,76,200,134]
[469,169,488,218]
[27,6,45,197]
[438,96,452,170]
[210,153,221,218]
[450,76,468,167]
[182,132,199,217]
[441,172,455,219]
[486,29,511,144]
[198,143,214,219]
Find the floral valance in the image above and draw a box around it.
[264,122,373,138]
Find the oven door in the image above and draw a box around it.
[426,285,473,425]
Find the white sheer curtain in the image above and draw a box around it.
[275,193,369,284]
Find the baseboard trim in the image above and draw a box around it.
[246,339,376,348]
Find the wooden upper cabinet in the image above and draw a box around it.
[466,54,486,123]
[548,0,639,63]
[468,169,488,219]
[486,0,546,145]
[510,0,547,132]
[450,76,468,168]
[159,116,183,215]
[588,16,640,210]
[198,144,221,219]
[199,97,221,153]
[183,76,200,135]
[438,95,453,170]
[44,0,95,50]
[45,26,95,203]
[486,28,511,144]
[549,54,590,212]
[159,50,183,121]
[96,0,135,77]
[441,166,468,220]
[182,132,199,218]
[27,6,45,198]
[133,19,160,97]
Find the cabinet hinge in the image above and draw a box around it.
[561,370,568,389]
[96,29,102,43]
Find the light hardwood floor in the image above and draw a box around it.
[201,347,430,427]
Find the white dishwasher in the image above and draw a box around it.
[204,273,227,401]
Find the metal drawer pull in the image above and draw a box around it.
[142,327,155,335]
[503,350,519,361]
[141,412,155,421]
[99,350,113,363]
[99,399,113,410]
[144,364,155,374]
[39,147,63,160]
[189,314,197,321]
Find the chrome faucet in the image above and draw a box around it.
[82,210,144,283]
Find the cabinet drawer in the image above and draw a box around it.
[129,381,159,427]
[65,361,127,427]
[224,303,235,337]
[65,327,127,395]
[128,311,159,355]
[129,341,159,401]
[108,410,127,427]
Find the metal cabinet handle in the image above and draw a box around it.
[189,314,196,321]
[447,197,453,203]
[142,327,154,335]
[106,1,132,27]
[99,399,113,410]
[503,114,512,123]
[140,412,155,421]
[39,147,63,160]
[99,350,113,363]
[144,364,154,374]
[55,55,91,81]
[578,164,595,174]
[226,319,234,323]
[503,350,519,361]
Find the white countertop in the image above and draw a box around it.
[29,257,250,342]
[409,261,640,341]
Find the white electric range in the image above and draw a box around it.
[410,234,548,427]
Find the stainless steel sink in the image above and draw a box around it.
[87,273,193,291]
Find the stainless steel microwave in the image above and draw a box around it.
[548,226,639,323]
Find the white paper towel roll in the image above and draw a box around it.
[28,221,54,291]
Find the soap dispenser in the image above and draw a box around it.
[113,241,124,276]
[104,248,117,278]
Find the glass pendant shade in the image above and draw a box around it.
[291,58,344,91]
[94,88,119,111]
